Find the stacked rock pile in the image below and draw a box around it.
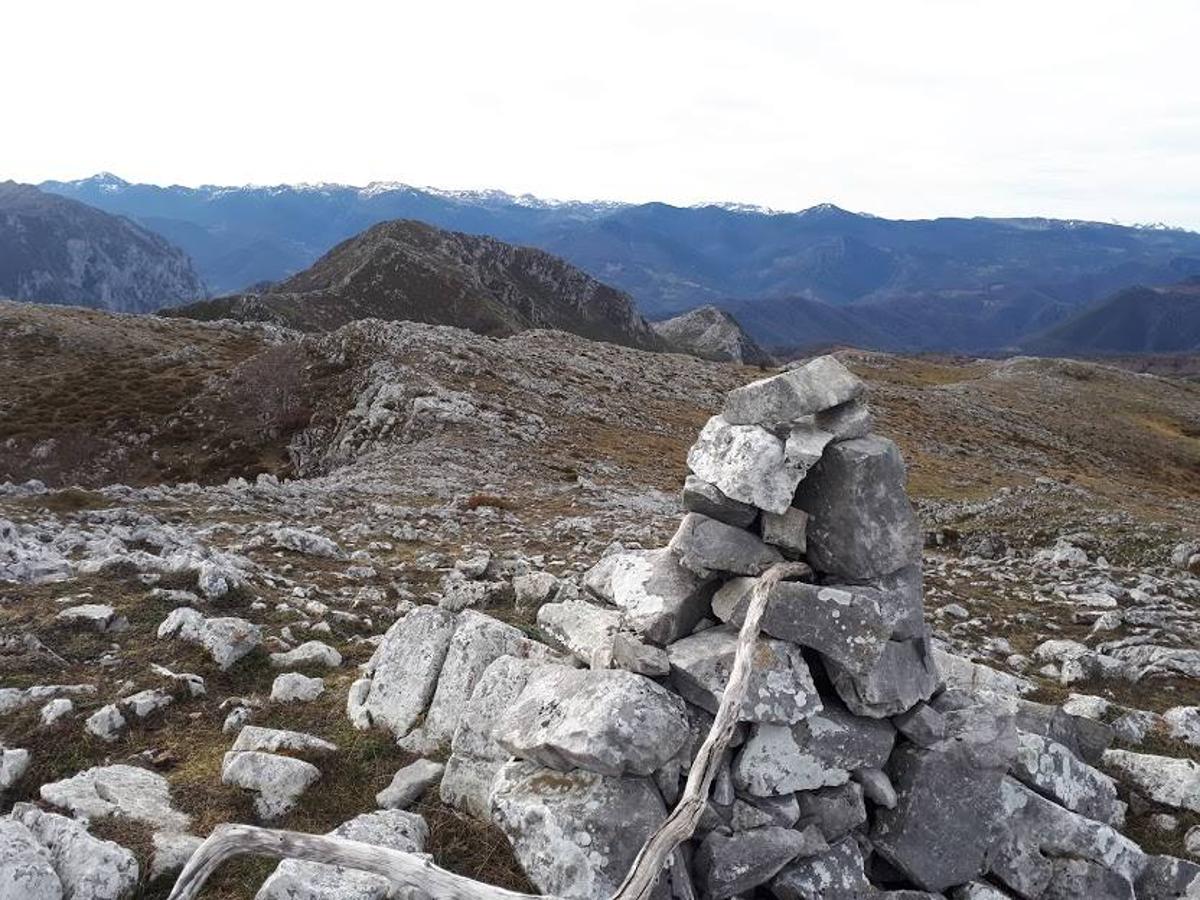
[344,355,1198,900]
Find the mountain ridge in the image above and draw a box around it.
[165,218,662,350]
[0,181,206,313]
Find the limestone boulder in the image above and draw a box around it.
[255,809,428,900]
[496,666,689,777]
[361,605,457,738]
[221,751,320,820]
[0,817,62,900]
[733,703,895,796]
[39,764,190,832]
[722,355,864,427]
[441,655,547,818]
[1012,731,1125,827]
[1102,749,1200,813]
[669,512,783,578]
[793,436,921,580]
[608,547,719,644]
[668,624,821,725]
[825,637,939,719]
[490,760,677,900]
[682,474,758,528]
[157,607,262,670]
[686,416,802,515]
[13,803,139,900]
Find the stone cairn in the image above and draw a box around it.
[171,355,1195,900]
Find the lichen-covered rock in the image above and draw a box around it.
[668,512,783,578]
[255,809,428,900]
[157,607,262,670]
[496,666,689,777]
[686,416,802,515]
[490,760,676,900]
[0,746,32,794]
[1102,749,1200,813]
[269,640,342,668]
[0,817,61,900]
[1012,731,1125,827]
[733,703,895,796]
[714,579,890,676]
[14,803,139,900]
[270,672,325,703]
[668,624,821,724]
[410,610,551,750]
[39,764,190,832]
[231,726,338,756]
[221,751,321,820]
[988,776,1146,898]
[376,759,444,810]
[361,605,457,738]
[694,826,814,899]
[441,655,547,818]
[606,547,718,644]
[537,598,621,666]
[793,436,921,579]
[770,836,872,900]
[722,355,864,427]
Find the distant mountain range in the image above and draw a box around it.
[1024,276,1200,355]
[166,219,662,350]
[0,182,205,312]
[42,174,1200,352]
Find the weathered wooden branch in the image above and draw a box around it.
[167,562,805,900]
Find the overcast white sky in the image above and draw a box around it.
[5,1,1199,227]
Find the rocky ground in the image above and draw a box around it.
[3,301,1200,898]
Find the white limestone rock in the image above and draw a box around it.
[441,655,547,818]
[39,764,191,832]
[361,605,457,738]
[537,598,621,667]
[255,809,428,900]
[722,355,865,427]
[157,607,262,670]
[14,803,139,900]
[0,746,32,793]
[410,610,551,750]
[375,759,445,810]
[1103,749,1200,813]
[149,831,203,881]
[270,672,325,703]
[231,726,338,756]
[607,547,718,644]
[54,603,127,633]
[686,415,803,515]
[85,704,128,742]
[269,640,342,668]
[490,759,676,900]
[0,816,62,900]
[496,666,689,777]
[1012,731,1125,827]
[222,751,321,820]
[39,698,74,727]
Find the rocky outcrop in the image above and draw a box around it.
[652,304,774,365]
